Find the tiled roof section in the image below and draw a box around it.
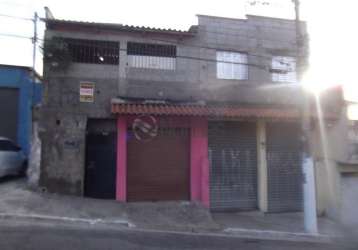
[43,18,196,36]
[111,102,301,119]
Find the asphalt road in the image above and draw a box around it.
[0,219,354,250]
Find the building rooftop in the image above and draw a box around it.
[42,18,197,37]
[0,64,42,81]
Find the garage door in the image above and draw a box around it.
[266,122,303,212]
[127,128,190,202]
[0,88,18,141]
[209,122,258,211]
[341,173,358,226]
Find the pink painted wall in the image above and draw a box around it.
[116,117,127,201]
[190,117,210,207]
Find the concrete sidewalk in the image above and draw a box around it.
[0,178,351,243]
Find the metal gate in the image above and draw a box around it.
[266,122,303,212]
[209,122,258,211]
[0,88,19,141]
[127,127,190,202]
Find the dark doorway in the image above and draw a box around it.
[0,88,19,141]
[127,128,190,202]
[84,120,117,199]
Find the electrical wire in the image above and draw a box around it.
[0,33,32,40]
[0,13,299,72]
[0,13,33,21]
[0,11,302,63]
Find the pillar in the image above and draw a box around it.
[116,117,127,201]
[257,120,268,212]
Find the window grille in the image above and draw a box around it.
[271,56,296,83]
[65,38,119,65]
[216,51,248,80]
[127,42,176,70]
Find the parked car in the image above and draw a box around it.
[0,137,27,178]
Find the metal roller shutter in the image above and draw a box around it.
[209,121,258,211]
[266,122,303,213]
[127,128,190,202]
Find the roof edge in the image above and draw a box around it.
[42,18,196,36]
[0,64,42,81]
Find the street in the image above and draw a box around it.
[0,219,353,250]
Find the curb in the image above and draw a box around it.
[224,227,334,243]
[0,212,335,244]
[0,213,135,228]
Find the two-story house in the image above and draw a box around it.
[40,14,331,214]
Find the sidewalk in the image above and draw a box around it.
[0,178,351,243]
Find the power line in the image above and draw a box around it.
[0,13,33,21]
[0,1,33,7]
[2,35,296,73]
[0,33,32,40]
[0,11,301,62]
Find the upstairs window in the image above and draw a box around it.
[271,56,296,83]
[66,38,119,65]
[216,51,248,80]
[127,42,176,70]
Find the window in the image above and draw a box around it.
[271,56,297,83]
[216,51,248,80]
[65,38,119,65]
[127,42,176,70]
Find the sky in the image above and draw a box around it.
[0,0,357,100]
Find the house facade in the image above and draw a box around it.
[40,14,339,214]
[0,64,42,156]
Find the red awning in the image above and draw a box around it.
[111,102,303,119]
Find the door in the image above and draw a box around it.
[266,122,303,212]
[0,88,19,142]
[127,128,190,202]
[84,132,117,199]
[209,122,258,211]
[341,173,358,226]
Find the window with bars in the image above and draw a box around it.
[216,51,248,80]
[127,42,176,70]
[271,56,297,83]
[65,38,119,65]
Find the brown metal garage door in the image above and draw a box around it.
[127,128,190,202]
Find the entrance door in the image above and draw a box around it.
[85,132,117,199]
[0,88,19,141]
[127,128,190,202]
[209,122,258,211]
[266,122,303,212]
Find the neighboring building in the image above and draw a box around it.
[0,64,42,156]
[312,90,358,227]
[40,14,341,215]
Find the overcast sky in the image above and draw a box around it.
[0,0,357,97]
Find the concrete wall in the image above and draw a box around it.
[40,15,308,195]
[43,15,307,105]
[308,87,355,224]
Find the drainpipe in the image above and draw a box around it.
[293,0,318,234]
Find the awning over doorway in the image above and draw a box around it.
[111,101,300,119]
